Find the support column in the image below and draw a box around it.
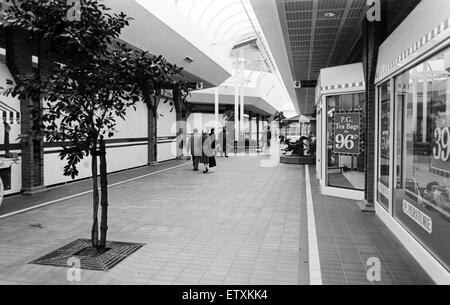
[248,112,253,141]
[234,67,239,142]
[240,86,244,135]
[214,87,219,132]
[361,3,388,211]
[248,112,253,151]
[33,39,53,190]
[234,66,239,154]
[256,113,260,150]
[239,68,245,137]
[174,89,186,159]
[6,28,43,194]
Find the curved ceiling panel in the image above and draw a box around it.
[174,0,297,116]
[175,0,257,54]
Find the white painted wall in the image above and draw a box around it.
[318,63,365,91]
[157,99,177,162]
[187,113,226,134]
[315,63,365,108]
[0,63,22,195]
[44,102,148,186]
[0,61,151,192]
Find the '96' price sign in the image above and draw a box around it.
[333,112,361,156]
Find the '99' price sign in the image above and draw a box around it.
[333,112,361,156]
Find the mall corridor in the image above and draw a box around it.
[1,0,450,287]
[0,157,431,285]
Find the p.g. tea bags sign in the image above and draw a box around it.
[333,112,361,156]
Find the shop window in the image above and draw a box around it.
[394,46,450,271]
[378,81,391,210]
[326,93,366,191]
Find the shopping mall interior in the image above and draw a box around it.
[0,0,449,286]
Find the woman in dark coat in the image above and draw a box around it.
[201,131,214,173]
[217,126,229,157]
[209,128,217,169]
[210,128,216,150]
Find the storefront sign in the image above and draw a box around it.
[402,200,432,234]
[333,112,361,155]
[380,102,390,159]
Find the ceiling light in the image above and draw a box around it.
[324,12,336,18]
[184,57,194,64]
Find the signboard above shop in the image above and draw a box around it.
[333,112,361,156]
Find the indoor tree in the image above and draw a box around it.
[273,111,287,129]
[2,0,188,249]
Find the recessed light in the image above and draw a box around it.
[324,12,336,18]
[184,56,194,64]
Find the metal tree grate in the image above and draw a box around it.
[30,239,144,272]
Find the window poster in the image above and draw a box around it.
[333,112,361,156]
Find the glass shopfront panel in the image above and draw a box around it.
[378,82,391,209]
[394,46,450,271]
[317,107,322,180]
[326,93,366,190]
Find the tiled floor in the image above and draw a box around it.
[0,156,433,285]
[309,167,433,285]
[0,156,305,285]
[0,159,189,216]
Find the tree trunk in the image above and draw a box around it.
[146,92,159,165]
[91,148,99,248]
[99,138,109,248]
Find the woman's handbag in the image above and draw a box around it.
[209,156,217,168]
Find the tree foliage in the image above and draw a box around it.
[1,0,189,178]
[274,111,287,129]
[1,0,192,248]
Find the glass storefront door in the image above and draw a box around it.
[393,46,450,272]
[326,93,366,191]
[378,81,392,210]
[317,107,322,180]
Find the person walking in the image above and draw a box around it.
[217,126,229,157]
[222,126,229,157]
[187,128,202,171]
[308,132,316,157]
[201,130,215,173]
[209,128,217,169]
[262,126,272,156]
[209,128,216,153]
